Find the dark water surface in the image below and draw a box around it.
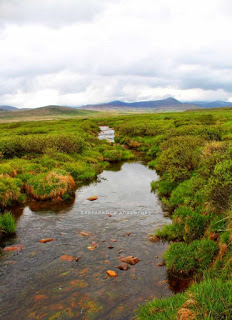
[0,129,174,319]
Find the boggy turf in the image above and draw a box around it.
[0,109,232,319]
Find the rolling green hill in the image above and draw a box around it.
[0,105,99,122]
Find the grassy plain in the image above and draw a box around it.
[0,107,232,318]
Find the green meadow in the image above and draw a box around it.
[0,108,232,319]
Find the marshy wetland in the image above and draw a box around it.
[0,110,232,319]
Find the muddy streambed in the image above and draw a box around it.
[0,127,184,320]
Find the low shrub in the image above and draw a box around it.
[0,163,17,176]
[199,141,229,177]
[155,136,205,182]
[206,159,232,211]
[168,175,204,209]
[0,134,85,158]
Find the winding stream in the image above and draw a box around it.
[0,127,177,320]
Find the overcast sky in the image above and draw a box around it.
[1,0,232,108]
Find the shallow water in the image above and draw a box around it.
[0,128,175,320]
[98,126,115,143]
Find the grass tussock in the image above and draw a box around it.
[25,171,75,201]
[137,278,232,320]
[0,174,24,208]
[0,212,16,235]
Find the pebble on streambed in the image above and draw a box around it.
[106,270,118,277]
[87,196,98,201]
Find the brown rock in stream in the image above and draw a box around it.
[88,242,98,250]
[157,262,165,267]
[38,238,54,243]
[87,196,98,201]
[116,263,130,271]
[106,270,118,277]
[4,244,25,252]
[79,231,92,237]
[60,255,76,262]
[120,256,140,265]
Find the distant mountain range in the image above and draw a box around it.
[1,98,232,113]
[0,105,18,111]
[80,98,232,110]
[188,101,232,109]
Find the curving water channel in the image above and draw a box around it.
[0,127,182,320]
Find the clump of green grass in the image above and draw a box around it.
[0,212,16,234]
[102,145,134,162]
[156,207,208,243]
[137,278,232,320]
[163,239,218,276]
[151,175,176,196]
[25,171,75,201]
[64,161,97,181]
[167,175,205,209]
[0,175,24,208]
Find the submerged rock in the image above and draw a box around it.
[157,262,165,267]
[4,244,25,252]
[120,256,140,265]
[106,270,118,277]
[88,242,98,250]
[38,238,54,243]
[59,255,81,262]
[87,196,98,201]
[116,263,130,271]
[79,231,92,237]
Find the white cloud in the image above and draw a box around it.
[0,0,112,26]
[0,0,232,107]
